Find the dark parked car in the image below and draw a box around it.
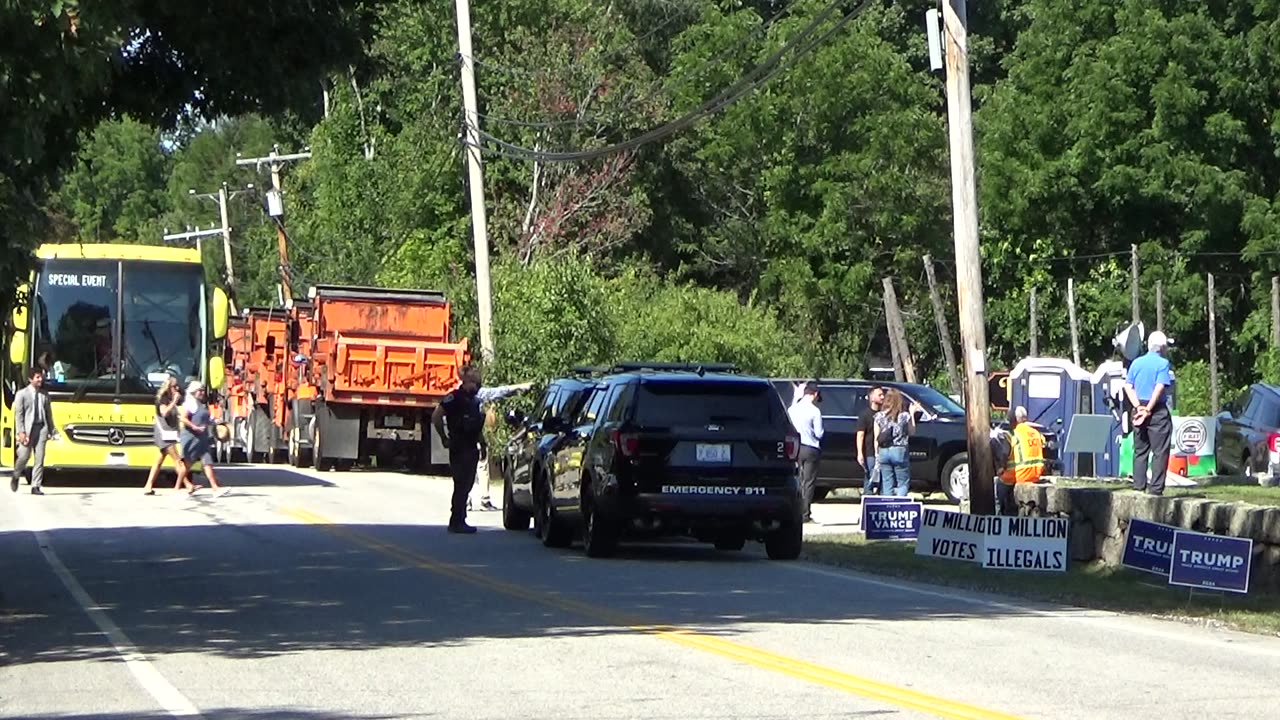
[521,363,804,559]
[771,378,1059,503]
[1216,383,1280,478]
[498,373,601,532]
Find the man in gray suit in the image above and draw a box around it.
[12,367,59,495]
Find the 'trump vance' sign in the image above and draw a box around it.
[861,497,922,540]
[1169,531,1252,594]
[915,509,1069,572]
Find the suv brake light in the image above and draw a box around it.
[784,434,799,461]
[1269,433,1280,454]
[612,429,639,457]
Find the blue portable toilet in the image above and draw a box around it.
[1009,357,1095,476]
[1089,360,1129,478]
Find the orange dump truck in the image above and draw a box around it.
[215,314,253,463]
[297,284,470,472]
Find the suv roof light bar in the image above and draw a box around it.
[569,365,605,376]
[608,361,740,375]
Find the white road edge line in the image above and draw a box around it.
[22,511,204,718]
[786,561,1280,658]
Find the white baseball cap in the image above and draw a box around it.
[1148,331,1171,350]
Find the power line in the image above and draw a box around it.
[470,0,873,163]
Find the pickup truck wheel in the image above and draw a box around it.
[941,453,969,504]
[582,501,619,558]
[537,478,572,548]
[764,517,803,560]
[502,474,531,531]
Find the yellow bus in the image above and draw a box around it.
[2,243,229,472]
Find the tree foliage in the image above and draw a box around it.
[19,0,1280,411]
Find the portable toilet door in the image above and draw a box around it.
[1089,360,1129,478]
[1009,357,1094,476]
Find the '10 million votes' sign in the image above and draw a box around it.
[915,509,1069,572]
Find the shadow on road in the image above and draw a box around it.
[0,514,1031,669]
[31,466,337,489]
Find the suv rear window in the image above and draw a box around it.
[634,381,780,427]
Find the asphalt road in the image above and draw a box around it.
[2,464,1279,720]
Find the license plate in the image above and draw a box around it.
[384,415,404,428]
[696,443,731,463]
[105,454,128,466]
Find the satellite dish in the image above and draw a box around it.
[1112,321,1146,363]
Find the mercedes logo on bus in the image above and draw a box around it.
[107,428,127,446]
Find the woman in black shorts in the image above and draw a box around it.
[143,376,198,495]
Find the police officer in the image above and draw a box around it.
[432,366,489,533]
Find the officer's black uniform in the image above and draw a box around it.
[439,387,486,531]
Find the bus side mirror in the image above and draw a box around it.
[8,282,27,366]
[212,287,230,340]
[209,355,226,391]
[8,332,24,366]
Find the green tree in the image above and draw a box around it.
[52,117,171,243]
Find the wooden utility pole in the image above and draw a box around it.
[884,299,905,383]
[882,277,916,383]
[1271,276,1279,348]
[1028,286,1038,357]
[455,0,496,363]
[1067,278,1081,366]
[1130,243,1140,324]
[942,0,995,514]
[1156,279,1164,332]
[236,146,311,306]
[1208,273,1219,415]
[923,255,961,395]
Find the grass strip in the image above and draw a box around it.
[802,533,1280,636]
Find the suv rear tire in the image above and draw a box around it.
[764,518,803,560]
[941,453,969,504]
[502,474,531,531]
[582,500,620,558]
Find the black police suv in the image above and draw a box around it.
[498,372,600,532]
[522,363,804,560]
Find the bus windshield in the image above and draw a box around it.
[32,258,204,397]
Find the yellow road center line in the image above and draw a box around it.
[281,507,1024,720]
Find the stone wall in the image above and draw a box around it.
[1011,482,1280,593]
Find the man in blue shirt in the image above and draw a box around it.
[1123,331,1174,496]
[787,381,824,523]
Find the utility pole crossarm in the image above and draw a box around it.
[235,145,311,307]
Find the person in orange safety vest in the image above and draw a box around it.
[997,406,1046,515]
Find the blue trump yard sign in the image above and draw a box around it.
[1169,530,1253,594]
[1121,519,1179,576]
[861,497,922,540]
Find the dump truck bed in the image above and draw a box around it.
[309,284,469,405]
